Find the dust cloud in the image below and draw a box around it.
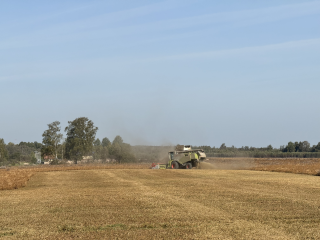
[199,159,254,170]
[198,162,215,169]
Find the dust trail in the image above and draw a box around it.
[131,145,174,163]
[199,159,254,170]
[199,162,215,169]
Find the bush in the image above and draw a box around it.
[50,159,61,165]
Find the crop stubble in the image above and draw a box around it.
[0,164,149,190]
[2,158,320,191]
[1,168,320,239]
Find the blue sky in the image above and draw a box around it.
[1,0,320,148]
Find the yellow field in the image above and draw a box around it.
[252,158,320,175]
[1,169,320,239]
[207,158,320,175]
[0,164,149,190]
[2,158,320,191]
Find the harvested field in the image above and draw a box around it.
[207,158,320,175]
[1,169,320,239]
[2,158,320,191]
[253,158,320,175]
[0,164,149,190]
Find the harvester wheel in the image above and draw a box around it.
[171,161,179,169]
[185,163,192,169]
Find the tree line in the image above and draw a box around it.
[194,141,320,158]
[0,140,41,165]
[0,117,136,166]
[43,117,136,164]
[1,120,320,166]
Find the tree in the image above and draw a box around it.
[65,117,98,163]
[93,145,101,160]
[58,140,66,160]
[287,142,295,152]
[101,146,109,162]
[117,144,136,163]
[294,142,300,152]
[311,142,320,152]
[0,138,8,164]
[300,141,310,152]
[42,121,63,159]
[109,135,136,163]
[220,143,227,150]
[112,136,123,145]
[109,142,121,161]
[93,139,110,162]
[102,137,111,147]
[94,138,101,146]
[30,152,37,164]
[266,145,273,151]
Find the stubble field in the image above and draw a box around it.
[1,167,320,239]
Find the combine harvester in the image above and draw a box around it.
[152,145,207,169]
